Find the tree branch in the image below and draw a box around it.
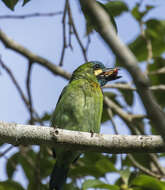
[79,0,165,139]
[128,154,162,179]
[0,12,63,19]
[59,0,68,66]
[104,96,146,122]
[0,121,164,153]
[0,29,71,80]
[104,83,165,91]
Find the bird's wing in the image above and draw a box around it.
[50,79,103,133]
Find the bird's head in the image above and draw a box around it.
[71,61,121,86]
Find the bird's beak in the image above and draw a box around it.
[98,68,122,81]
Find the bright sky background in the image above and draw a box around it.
[0,0,165,188]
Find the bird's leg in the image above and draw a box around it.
[90,130,94,137]
[53,124,58,129]
[52,149,56,158]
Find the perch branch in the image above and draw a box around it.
[0,121,164,154]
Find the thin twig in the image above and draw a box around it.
[107,108,118,135]
[0,145,13,157]
[149,153,165,176]
[86,35,91,53]
[0,58,39,119]
[68,2,88,62]
[104,96,144,135]
[26,62,34,124]
[104,96,146,122]
[150,67,165,75]
[0,58,29,107]
[128,154,162,179]
[68,14,73,50]
[0,12,63,19]
[107,106,124,173]
[104,83,165,91]
[59,0,68,66]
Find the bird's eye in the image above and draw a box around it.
[94,64,100,69]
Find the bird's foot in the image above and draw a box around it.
[90,130,94,137]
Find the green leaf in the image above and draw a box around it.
[82,179,119,190]
[64,183,80,190]
[123,154,151,169]
[131,3,141,21]
[18,149,37,183]
[22,0,31,6]
[6,152,19,179]
[27,182,48,190]
[119,168,131,185]
[2,0,19,10]
[39,146,54,178]
[69,153,106,178]
[40,112,52,122]
[0,142,4,147]
[0,180,24,190]
[96,158,117,173]
[20,147,51,189]
[102,1,128,17]
[69,153,116,179]
[81,0,117,34]
[132,3,154,21]
[131,175,165,190]
[129,19,165,62]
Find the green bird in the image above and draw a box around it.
[49,61,121,190]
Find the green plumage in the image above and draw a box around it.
[49,62,120,190]
[51,78,103,133]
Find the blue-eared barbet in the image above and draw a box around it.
[49,61,121,190]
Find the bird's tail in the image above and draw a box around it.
[49,162,69,190]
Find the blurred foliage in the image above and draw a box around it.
[0,180,25,190]
[131,3,154,22]
[2,0,30,10]
[81,0,123,34]
[1,0,19,10]
[82,179,120,190]
[129,19,165,62]
[1,0,165,190]
[82,0,128,34]
[130,175,165,190]
[148,57,165,107]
